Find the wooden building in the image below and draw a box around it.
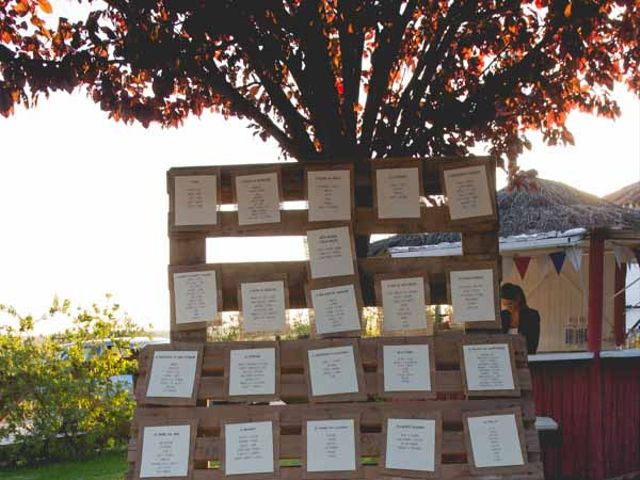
[604,181,640,210]
[371,177,640,352]
[370,177,640,479]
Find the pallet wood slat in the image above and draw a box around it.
[135,336,532,403]
[128,402,543,479]
[167,255,499,312]
[127,413,542,459]
[131,400,539,429]
[167,157,498,237]
[137,335,529,372]
[183,463,545,480]
[136,368,533,403]
[167,157,495,203]
[169,206,498,237]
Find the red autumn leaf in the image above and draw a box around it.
[13,0,30,16]
[38,0,53,14]
[248,85,260,98]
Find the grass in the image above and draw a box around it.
[0,451,128,480]
[0,452,378,479]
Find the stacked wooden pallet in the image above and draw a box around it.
[126,157,543,479]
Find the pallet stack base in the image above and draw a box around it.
[127,334,542,479]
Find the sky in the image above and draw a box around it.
[0,4,638,334]
[514,88,640,196]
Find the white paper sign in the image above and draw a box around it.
[140,424,191,478]
[463,344,515,391]
[236,172,281,225]
[467,414,524,468]
[311,284,360,335]
[173,271,217,325]
[307,226,354,279]
[381,277,426,333]
[376,167,421,219]
[306,419,356,472]
[385,418,436,472]
[225,421,274,475]
[229,348,276,397]
[444,166,493,220]
[241,281,286,334]
[146,351,199,398]
[308,346,359,397]
[308,169,351,222]
[450,269,496,323]
[383,344,432,392]
[174,175,217,226]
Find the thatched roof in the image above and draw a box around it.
[604,182,640,208]
[369,178,640,256]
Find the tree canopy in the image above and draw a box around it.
[1,0,639,170]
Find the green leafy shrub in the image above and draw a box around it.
[0,295,149,467]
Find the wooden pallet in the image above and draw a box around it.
[166,157,498,237]
[134,334,531,404]
[127,334,542,479]
[167,156,500,343]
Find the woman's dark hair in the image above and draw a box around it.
[500,283,527,308]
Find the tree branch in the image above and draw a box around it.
[387,3,494,153]
[337,0,365,155]
[359,0,418,154]
[436,24,561,132]
[293,1,346,157]
[232,26,316,156]
[192,59,318,160]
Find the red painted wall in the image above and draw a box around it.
[531,358,640,479]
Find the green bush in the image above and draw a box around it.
[0,295,149,467]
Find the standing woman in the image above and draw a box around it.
[500,283,541,354]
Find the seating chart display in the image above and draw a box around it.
[128,158,542,480]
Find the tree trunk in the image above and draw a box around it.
[353,160,374,304]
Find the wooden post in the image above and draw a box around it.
[586,230,605,480]
[169,234,207,343]
[587,232,605,353]
[461,231,499,257]
[614,262,626,347]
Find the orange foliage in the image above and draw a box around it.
[0,0,639,165]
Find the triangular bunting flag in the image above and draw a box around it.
[612,245,626,268]
[567,246,583,273]
[613,244,637,267]
[549,251,566,275]
[502,256,514,280]
[536,255,551,279]
[623,246,636,263]
[514,256,532,279]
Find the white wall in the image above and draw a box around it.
[503,251,617,352]
[626,264,640,332]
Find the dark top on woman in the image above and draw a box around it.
[501,307,541,354]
